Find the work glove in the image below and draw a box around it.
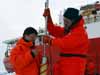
[43,8,51,17]
[31,45,42,56]
[43,35,52,45]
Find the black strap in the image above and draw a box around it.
[60,53,87,58]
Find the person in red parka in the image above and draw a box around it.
[9,27,42,75]
[43,8,89,75]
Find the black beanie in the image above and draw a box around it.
[23,27,38,36]
[63,8,80,21]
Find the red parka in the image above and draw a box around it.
[9,38,40,75]
[47,16,89,75]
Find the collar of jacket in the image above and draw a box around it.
[64,18,84,35]
[70,17,84,30]
[16,38,33,48]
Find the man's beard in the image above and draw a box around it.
[64,25,70,35]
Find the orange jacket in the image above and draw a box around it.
[47,17,89,55]
[9,38,40,75]
[47,17,89,75]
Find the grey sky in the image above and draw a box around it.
[0,0,98,41]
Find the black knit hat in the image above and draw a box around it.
[63,8,80,21]
[23,27,38,36]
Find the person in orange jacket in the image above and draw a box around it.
[9,27,41,75]
[43,8,89,75]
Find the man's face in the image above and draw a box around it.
[25,33,37,42]
[63,17,72,29]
